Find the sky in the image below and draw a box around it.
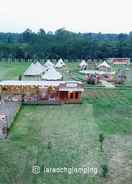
[0,0,132,33]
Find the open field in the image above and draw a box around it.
[0,62,29,80]
[0,62,132,184]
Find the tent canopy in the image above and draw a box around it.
[42,67,62,80]
[56,58,65,68]
[24,62,46,76]
[45,59,54,68]
[79,60,88,67]
[97,61,111,68]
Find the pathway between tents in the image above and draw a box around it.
[100,80,115,88]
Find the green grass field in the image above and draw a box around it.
[0,62,132,184]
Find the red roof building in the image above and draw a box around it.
[111,58,130,65]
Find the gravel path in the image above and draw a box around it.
[0,102,21,128]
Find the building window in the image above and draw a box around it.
[70,93,73,99]
[75,92,79,99]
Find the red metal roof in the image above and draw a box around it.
[112,58,129,64]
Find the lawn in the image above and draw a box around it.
[0,62,29,80]
[0,61,132,184]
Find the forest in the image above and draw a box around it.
[0,28,132,60]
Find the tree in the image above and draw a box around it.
[22,28,34,43]
[0,29,132,60]
[18,75,22,81]
[38,28,46,37]
[47,141,52,150]
[101,164,108,177]
[99,133,104,152]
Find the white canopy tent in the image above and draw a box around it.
[23,62,46,80]
[42,67,62,80]
[45,59,54,68]
[79,60,88,70]
[24,62,46,76]
[56,59,65,68]
[97,61,111,68]
[97,61,111,72]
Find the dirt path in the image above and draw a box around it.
[100,80,115,88]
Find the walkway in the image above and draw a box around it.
[100,80,115,88]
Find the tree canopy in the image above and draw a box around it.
[0,28,132,60]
